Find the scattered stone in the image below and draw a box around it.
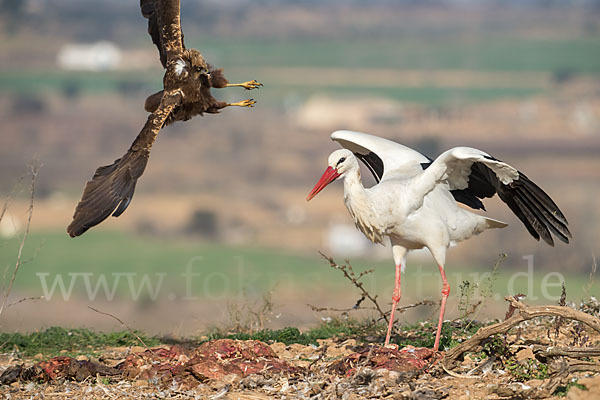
[515,348,535,363]
[411,386,449,400]
[568,375,600,400]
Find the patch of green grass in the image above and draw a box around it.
[393,321,452,349]
[392,319,488,349]
[0,327,161,357]
[505,358,550,381]
[208,318,383,346]
[554,380,588,397]
[479,333,551,382]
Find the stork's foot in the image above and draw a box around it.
[228,99,256,108]
[226,80,263,90]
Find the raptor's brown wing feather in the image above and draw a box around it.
[140,0,185,68]
[67,91,181,237]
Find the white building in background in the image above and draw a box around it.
[326,223,385,258]
[326,222,434,262]
[57,41,122,71]
[0,211,21,238]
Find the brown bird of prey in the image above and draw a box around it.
[67,0,261,237]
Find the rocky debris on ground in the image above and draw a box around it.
[0,356,120,384]
[328,344,441,376]
[1,314,600,399]
[567,375,600,400]
[1,339,300,388]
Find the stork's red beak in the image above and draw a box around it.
[306,166,341,201]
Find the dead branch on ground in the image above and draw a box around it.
[6,295,44,308]
[532,344,600,358]
[444,296,600,369]
[307,299,435,316]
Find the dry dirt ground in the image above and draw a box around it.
[1,299,599,400]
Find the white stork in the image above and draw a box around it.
[306,130,571,351]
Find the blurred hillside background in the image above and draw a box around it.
[1,0,599,335]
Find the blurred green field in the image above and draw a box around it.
[1,231,593,304]
[0,71,543,107]
[199,36,600,72]
[0,70,161,95]
[1,36,598,106]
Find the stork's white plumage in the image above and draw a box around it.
[307,130,571,351]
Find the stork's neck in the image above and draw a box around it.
[343,167,368,219]
[342,166,384,243]
[343,167,365,200]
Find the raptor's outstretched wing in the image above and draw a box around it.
[67,90,182,237]
[140,0,185,68]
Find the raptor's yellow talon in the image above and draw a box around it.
[228,99,256,108]
[226,80,263,90]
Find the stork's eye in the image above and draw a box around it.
[337,157,346,166]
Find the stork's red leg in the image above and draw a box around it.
[433,265,450,352]
[384,262,402,346]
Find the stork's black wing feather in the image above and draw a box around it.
[355,152,384,183]
[465,162,571,246]
[420,160,487,210]
[378,156,570,246]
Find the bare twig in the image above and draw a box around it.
[0,164,39,317]
[319,252,388,324]
[0,175,25,225]
[6,296,44,308]
[459,254,506,331]
[584,254,597,296]
[504,293,526,320]
[87,306,156,355]
[225,289,275,334]
[532,345,600,358]
[307,304,379,313]
[564,360,600,374]
[444,296,600,368]
[553,283,567,340]
[308,345,328,370]
[307,299,435,316]
[389,299,436,315]
[441,363,479,379]
[353,294,366,309]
